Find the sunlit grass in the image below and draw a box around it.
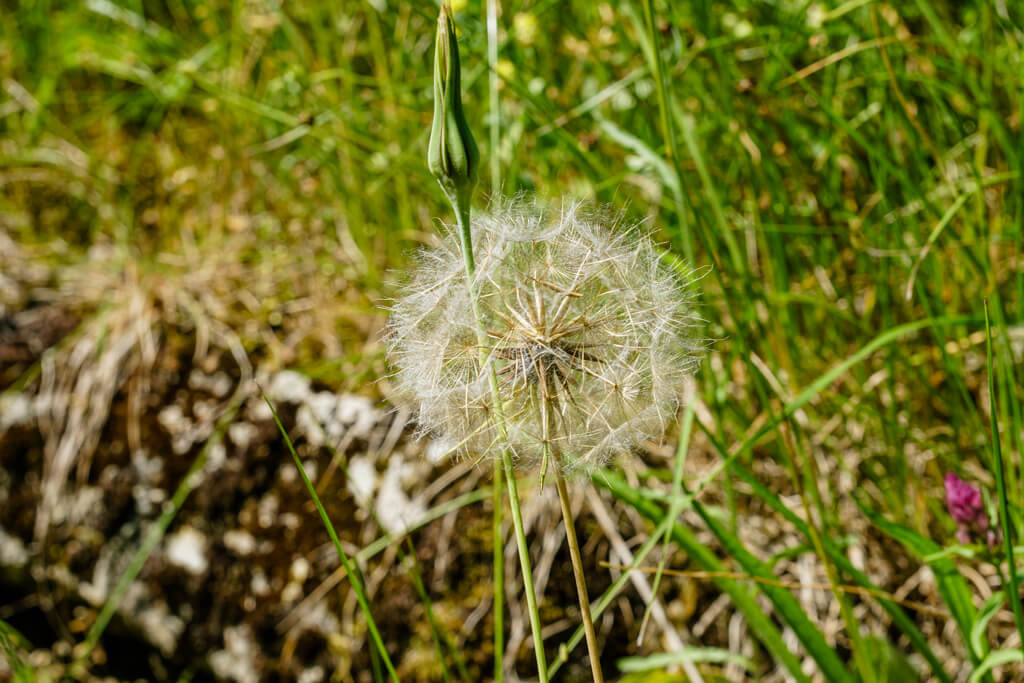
[2,0,1024,679]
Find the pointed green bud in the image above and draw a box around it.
[428,1,479,203]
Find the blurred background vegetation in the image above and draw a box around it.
[3,0,1024,681]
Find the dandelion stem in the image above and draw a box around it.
[448,190,549,682]
[492,456,505,682]
[555,468,605,683]
[499,438,549,681]
[454,192,476,275]
[482,14,506,670]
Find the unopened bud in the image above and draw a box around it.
[428,1,479,202]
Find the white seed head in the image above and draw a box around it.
[386,198,703,476]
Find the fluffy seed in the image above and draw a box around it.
[387,198,703,476]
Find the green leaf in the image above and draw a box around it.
[727,461,952,683]
[858,501,982,663]
[968,649,1024,683]
[970,591,1005,660]
[618,671,687,683]
[860,635,919,683]
[693,500,857,683]
[923,546,978,563]
[598,470,810,683]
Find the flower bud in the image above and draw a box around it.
[428,1,479,202]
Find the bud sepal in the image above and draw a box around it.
[428,1,479,205]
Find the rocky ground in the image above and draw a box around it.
[0,291,635,681]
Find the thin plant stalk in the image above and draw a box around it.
[308,410,468,680]
[264,395,399,682]
[486,0,501,198]
[485,4,505,676]
[779,420,875,683]
[537,380,602,681]
[638,400,695,642]
[554,468,605,683]
[985,300,1024,647]
[429,1,524,670]
[547,488,692,679]
[449,194,549,681]
[492,453,505,683]
[405,538,456,683]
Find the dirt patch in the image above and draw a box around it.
[0,317,640,682]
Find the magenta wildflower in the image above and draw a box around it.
[944,473,1000,549]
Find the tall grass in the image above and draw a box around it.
[2,0,1024,679]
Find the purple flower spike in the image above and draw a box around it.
[945,473,1000,549]
[945,473,984,526]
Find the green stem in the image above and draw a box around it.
[781,422,874,683]
[448,189,549,681]
[486,0,501,198]
[555,469,605,683]
[985,300,1024,649]
[493,457,504,682]
[266,397,399,682]
[485,2,504,677]
[500,445,548,680]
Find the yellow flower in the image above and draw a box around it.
[513,12,539,46]
[495,58,516,82]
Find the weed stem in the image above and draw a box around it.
[555,468,605,683]
[449,190,549,682]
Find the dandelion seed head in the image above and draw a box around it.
[387,198,703,476]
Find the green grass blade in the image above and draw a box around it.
[970,591,1005,660]
[636,0,694,260]
[969,649,1024,683]
[304,392,471,682]
[263,394,399,682]
[984,300,1024,648]
[597,470,812,683]
[724,456,952,683]
[617,647,752,673]
[674,107,744,275]
[858,500,987,674]
[637,402,695,643]
[691,499,856,683]
[355,487,492,565]
[404,538,456,683]
[0,618,33,683]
